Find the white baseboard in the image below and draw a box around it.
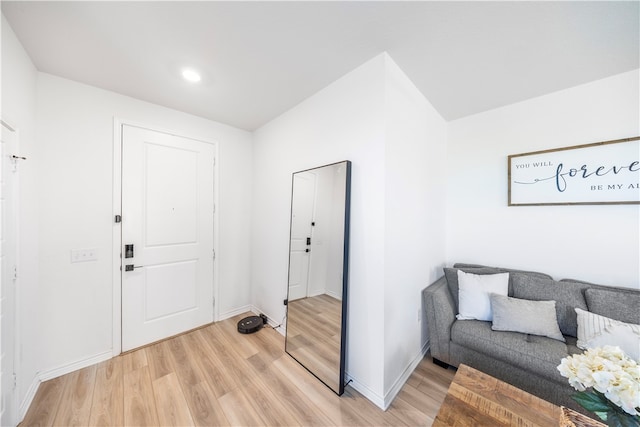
[345,373,386,409]
[18,350,113,423]
[345,342,430,411]
[382,342,430,410]
[217,305,252,321]
[250,305,286,337]
[39,350,113,382]
[325,290,342,301]
[18,375,40,421]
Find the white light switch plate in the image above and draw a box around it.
[71,248,98,263]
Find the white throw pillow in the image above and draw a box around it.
[456,270,509,321]
[575,308,640,361]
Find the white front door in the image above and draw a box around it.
[1,121,18,427]
[121,125,215,351]
[288,172,316,301]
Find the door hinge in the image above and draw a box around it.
[10,155,26,172]
[213,204,216,214]
[212,297,215,307]
[212,249,216,260]
[115,215,122,223]
[12,265,18,281]
[13,373,17,390]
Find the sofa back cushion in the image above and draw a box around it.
[584,288,640,325]
[511,274,588,337]
[444,265,552,310]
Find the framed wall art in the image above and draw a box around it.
[508,136,640,206]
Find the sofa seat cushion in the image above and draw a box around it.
[451,320,571,384]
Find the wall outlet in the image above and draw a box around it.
[71,248,98,263]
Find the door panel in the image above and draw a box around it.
[122,125,214,351]
[145,260,197,321]
[145,143,198,246]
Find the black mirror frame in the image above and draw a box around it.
[284,160,351,396]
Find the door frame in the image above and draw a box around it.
[111,118,219,356]
[1,118,20,427]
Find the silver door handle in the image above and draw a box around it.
[125,264,144,271]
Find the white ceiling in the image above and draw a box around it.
[2,1,638,131]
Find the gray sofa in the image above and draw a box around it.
[423,263,640,413]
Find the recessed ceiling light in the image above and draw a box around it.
[182,69,201,83]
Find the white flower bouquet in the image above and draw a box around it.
[558,346,640,427]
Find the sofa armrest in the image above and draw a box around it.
[423,276,456,365]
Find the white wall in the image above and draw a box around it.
[252,54,388,400]
[447,70,640,289]
[252,53,449,407]
[383,57,448,398]
[35,73,253,375]
[1,15,41,417]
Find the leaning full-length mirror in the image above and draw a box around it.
[285,160,351,395]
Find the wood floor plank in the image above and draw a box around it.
[121,348,148,374]
[123,366,159,427]
[388,393,434,426]
[217,388,268,426]
[240,324,284,363]
[182,380,230,427]
[20,375,67,426]
[152,372,194,426]
[88,357,123,426]
[144,340,173,381]
[339,387,406,427]
[182,330,239,398]
[165,332,232,426]
[271,354,368,426]
[165,334,201,386]
[52,364,96,426]
[238,373,300,427]
[198,324,255,387]
[396,382,445,418]
[245,352,334,426]
[216,316,260,359]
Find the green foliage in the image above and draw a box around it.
[572,391,640,427]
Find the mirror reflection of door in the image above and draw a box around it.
[286,161,351,396]
[288,172,316,301]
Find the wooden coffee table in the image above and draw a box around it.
[433,364,561,426]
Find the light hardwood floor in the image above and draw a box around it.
[287,294,342,391]
[19,313,455,426]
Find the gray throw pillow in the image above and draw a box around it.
[585,288,640,325]
[511,273,587,338]
[490,294,565,342]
